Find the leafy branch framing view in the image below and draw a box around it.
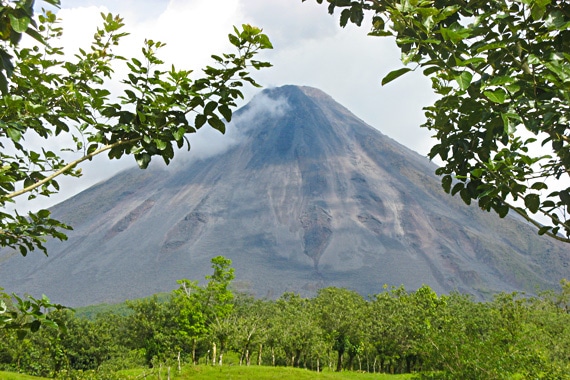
[0,0,272,257]
[306,0,570,242]
[0,0,271,332]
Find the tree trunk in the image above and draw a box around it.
[212,342,217,366]
[347,354,355,371]
[192,339,197,365]
[271,347,275,366]
[317,357,320,373]
[257,343,263,366]
[336,350,343,372]
[177,351,181,372]
[246,349,250,366]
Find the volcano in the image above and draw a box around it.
[1,85,569,306]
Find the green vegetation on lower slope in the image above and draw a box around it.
[74,292,170,320]
[2,257,570,380]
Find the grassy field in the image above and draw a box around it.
[118,365,415,380]
[0,371,48,380]
[1,366,415,379]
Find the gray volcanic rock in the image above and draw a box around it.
[1,85,569,306]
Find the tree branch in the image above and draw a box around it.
[6,137,141,200]
[504,201,570,244]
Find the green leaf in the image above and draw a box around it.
[30,319,41,332]
[0,72,8,94]
[459,188,472,205]
[524,194,540,213]
[496,204,509,218]
[381,67,412,86]
[204,101,217,115]
[501,112,519,134]
[340,8,351,27]
[136,153,151,169]
[195,114,207,129]
[441,175,452,193]
[454,71,472,90]
[440,27,470,43]
[155,139,168,151]
[8,14,30,33]
[37,209,51,219]
[484,89,507,104]
[16,330,27,340]
[208,116,226,134]
[531,182,548,191]
[423,65,440,76]
[451,182,463,196]
[6,127,21,142]
[228,34,240,47]
[218,104,232,122]
[257,33,273,49]
[173,126,185,141]
[530,3,546,20]
[471,168,484,178]
[350,5,364,26]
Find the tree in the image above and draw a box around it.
[172,256,236,365]
[305,0,570,243]
[0,0,272,257]
[228,294,271,366]
[171,279,207,365]
[269,293,323,368]
[313,287,367,372]
[125,295,178,367]
[0,0,271,332]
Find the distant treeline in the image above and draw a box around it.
[1,256,569,379]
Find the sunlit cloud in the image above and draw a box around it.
[16,0,437,212]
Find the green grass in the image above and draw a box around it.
[117,365,414,379]
[2,366,415,380]
[0,371,48,380]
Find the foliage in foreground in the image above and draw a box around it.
[0,0,271,334]
[0,2,272,256]
[1,257,569,379]
[305,0,570,243]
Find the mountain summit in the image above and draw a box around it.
[2,85,569,306]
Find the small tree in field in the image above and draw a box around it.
[172,256,236,365]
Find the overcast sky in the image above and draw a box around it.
[18,0,437,211]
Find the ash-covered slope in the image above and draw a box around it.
[2,85,569,306]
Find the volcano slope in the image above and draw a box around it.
[1,85,569,306]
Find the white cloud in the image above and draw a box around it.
[232,90,290,131]
[11,0,439,212]
[168,90,290,171]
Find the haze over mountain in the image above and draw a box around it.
[1,85,569,307]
